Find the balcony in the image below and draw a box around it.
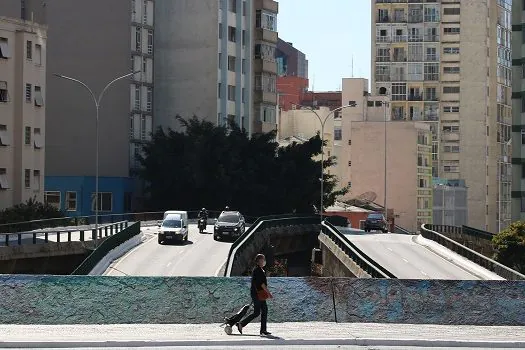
[377,16,390,23]
[376,36,391,43]
[424,35,440,42]
[392,54,407,62]
[393,35,407,42]
[254,58,277,75]
[255,0,278,13]
[408,35,424,42]
[425,54,438,61]
[408,94,423,101]
[408,15,423,23]
[254,90,277,105]
[255,28,278,44]
[253,120,277,134]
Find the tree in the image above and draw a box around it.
[138,116,348,216]
[492,221,525,273]
[0,197,66,231]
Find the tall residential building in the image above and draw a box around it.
[371,0,512,232]
[0,0,155,215]
[0,16,46,210]
[155,0,279,136]
[276,38,308,78]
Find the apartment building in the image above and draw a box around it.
[155,0,279,136]
[276,38,308,78]
[0,16,46,210]
[0,0,155,215]
[372,0,512,232]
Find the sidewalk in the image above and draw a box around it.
[1,322,524,348]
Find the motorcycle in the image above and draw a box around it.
[198,218,207,233]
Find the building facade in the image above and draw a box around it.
[371,0,512,232]
[433,178,468,226]
[0,16,46,210]
[0,0,155,215]
[154,0,278,136]
[275,38,308,78]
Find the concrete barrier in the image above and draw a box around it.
[0,276,523,325]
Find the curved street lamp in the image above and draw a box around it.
[53,71,140,247]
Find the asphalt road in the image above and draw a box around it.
[104,224,233,276]
[346,233,482,280]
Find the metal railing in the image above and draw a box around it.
[420,224,525,280]
[1,221,129,247]
[321,221,396,278]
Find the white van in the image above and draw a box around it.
[158,211,189,244]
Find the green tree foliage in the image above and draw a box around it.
[0,197,65,225]
[138,116,348,216]
[493,221,525,273]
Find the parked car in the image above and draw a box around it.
[364,212,388,233]
[214,211,245,241]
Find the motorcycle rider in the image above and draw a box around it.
[198,208,208,220]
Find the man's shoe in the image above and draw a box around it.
[236,323,243,334]
[260,331,271,336]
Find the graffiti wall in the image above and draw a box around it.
[0,275,523,325]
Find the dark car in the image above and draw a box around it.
[214,211,245,241]
[364,213,388,233]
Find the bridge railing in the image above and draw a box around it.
[321,220,396,278]
[224,214,319,276]
[1,221,129,247]
[421,224,525,280]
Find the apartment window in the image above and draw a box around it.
[377,48,390,62]
[24,169,30,188]
[0,37,10,59]
[443,86,460,94]
[229,0,237,13]
[24,126,31,145]
[143,0,147,24]
[242,88,246,103]
[218,83,222,98]
[443,106,459,113]
[443,66,460,74]
[521,130,525,144]
[334,128,342,140]
[141,115,146,140]
[444,145,460,153]
[256,10,277,31]
[348,161,352,167]
[521,163,525,179]
[135,27,141,52]
[0,81,7,102]
[443,165,459,173]
[242,30,246,46]
[26,40,32,60]
[66,191,77,211]
[444,27,460,34]
[443,47,459,54]
[219,23,223,39]
[34,86,43,106]
[25,83,32,102]
[45,191,60,209]
[147,30,153,54]
[145,87,152,112]
[228,85,236,101]
[242,1,247,16]
[33,170,40,190]
[254,44,276,61]
[0,125,9,146]
[0,167,9,191]
[134,85,141,110]
[228,26,236,42]
[33,44,42,65]
[443,8,460,15]
[228,55,236,71]
[242,59,246,74]
[443,125,460,133]
[423,63,439,80]
[34,128,43,149]
[391,83,406,101]
[424,7,439,22]
[92,192,113,212]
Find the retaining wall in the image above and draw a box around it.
[0,276,523,326]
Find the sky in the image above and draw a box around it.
[276,0,371,91]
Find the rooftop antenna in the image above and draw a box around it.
[351,55,354,78]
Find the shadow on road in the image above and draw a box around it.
[162,240,194,246]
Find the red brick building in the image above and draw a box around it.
[277,76,309,111]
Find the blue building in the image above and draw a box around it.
[44,176,133,217]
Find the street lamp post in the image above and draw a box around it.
[295,103,357,222]
[54,71,139,247]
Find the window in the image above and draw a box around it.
[242,88,246,103]
[143,0,147,24]
[377,48,390,62]
[242,30,247,46]
[146,87,152,112]
[242,59,246,74]
[135,27,141,52]
[34,128,43,149]
[218,83,222,98]
[348,161,352,167]
[45,191,61,209]
[141,115,146,140]
[35,44,42,65]
[444,27,460,34]
[443,47,459,54]
[0,168,8,189]
[124,192,132,212]
[219,23,223,39]
[26,40,32,60]
[34,86,43,106]
[443,66,460,74]
[443,125,460,133]
[443,106,459,113]
[147,30,153,54]
[24,169,30,188]
[242,1,247,16]
[443,7,460,15]
[229,0,237,13]
[134,85,141,110]
[0,37,10,59]
[228,55,236,71]
[0,124,10,146]
[228,26,236,42]
[521,130,525,145]
[33,170,40,190]
[256,10,277,31]
[92,192,113,212]
[443,86,460,94]
[25,126,31,145]
[25,83,32,102]
[228,85,236,101]
[443,145,460,153]
[423,63,439,80]
[254,73,276,93]
[254,44,275,61]
[64,191,77,211]
[334,128,342,140]
[0,81,7,102]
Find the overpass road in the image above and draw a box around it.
[104,224,232,276]
[345,233,501,280]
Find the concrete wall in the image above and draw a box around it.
[0,276,523,326]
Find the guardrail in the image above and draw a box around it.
[1,221,129,247]
[71,221,141,275]
[224,214,319,276]
[321,221,396,278]
[421,224,525,280]
[429,224,494,240]
[393,224,414,235]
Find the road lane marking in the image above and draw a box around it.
[420,270,428,276]
[387,248,393,252]
[402,258,409,263]
[166,262,172,267]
